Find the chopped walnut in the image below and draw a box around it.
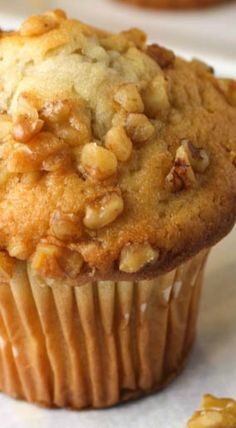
[8,132,66,173]
[166,140,209,192]
[126,113,155,144]
[166,144,196,192]
[147,44,175,69]
[114,84,144,113]
[100,34,129,53]
[112,110,128,128]
[12,93,44,143]
[142,75,170,117]
[31,243,83,279]
[121,28,147,49]
[41,101,91,146]
[83,192,124,229]
[59,249,84,279]
[119,242,159,273]
[47,9,67,20]
[20,14,59,37]
[181,140,210,173]
[188,395,236,428]
[80,142,118,180]
[68,108,92,145]
[12,115,44,143]
[104,126,133,162]
[50,210,82,240]
[0,251,15,284]
[41,100,72,123]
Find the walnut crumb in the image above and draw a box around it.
[147,44,175,69]
[188,395,236,428]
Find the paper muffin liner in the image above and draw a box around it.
[0,248,209,409]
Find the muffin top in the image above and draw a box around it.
[0,10,235,285]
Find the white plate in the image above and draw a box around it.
[0,3,235,427]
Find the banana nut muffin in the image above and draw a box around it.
[188,395,236,427]
[0,10,235,409]
[118,0,228,9]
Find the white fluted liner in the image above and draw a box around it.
[0,249,209,409]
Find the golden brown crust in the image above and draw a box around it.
[0,11,235,285]
[118,0,228,9]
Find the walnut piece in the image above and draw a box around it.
[50,210,82,240]
[181,139,210,173]
[80,143,118,180]
[20,14,59,37]
[104,126,133,162]
[142,75,170,117]
[166,144,196,192]
[147,44,175,69]
[114,84,144,113]
[119,242,159,273]
[12,115,44,143]
[31,243,83,279]
[166,140,209,192]
[126,113,155,144]
[12,93,44,143]
[188,395,236,428]
[83,192,124,229]
[41,100,72,123]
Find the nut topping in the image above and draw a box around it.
[181,140,210,173]
[41,100,72,123]
[166,145,196,192]
[165,140,209,192]
[12,115,44,143]
[83,192,124,229]
[60,249,84,279]
[104,126,132,162]
[12,93,44,143]
[31,243,83,279]
[114,84,144,113]
[126,113,155,144]
[142,75,170,117]
[147,44,175,69]
[119,242,159,273]
[20,14,59,37]
[8,132,66,173]
[80,143,118,180]
[50,210,82,240]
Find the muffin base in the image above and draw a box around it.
[0,249,209,409]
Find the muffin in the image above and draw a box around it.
[188,395,236,427]
[118,0,228,9]
[0,10,235,409]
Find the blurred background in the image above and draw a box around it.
[0,0,235,77]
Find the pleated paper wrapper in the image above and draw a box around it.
[0,249,209,409]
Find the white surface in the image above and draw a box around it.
[0,2,235,427]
